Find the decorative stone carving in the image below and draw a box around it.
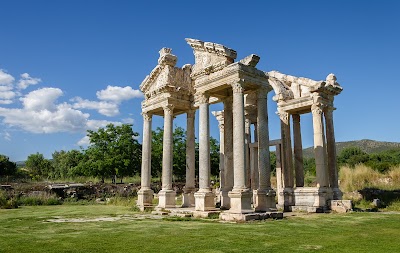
[142,112,152,121]
[231,83,244,94]
[239,54,260,67]
[163,104,174,115]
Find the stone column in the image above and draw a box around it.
[245,117,251,188]
[182,110,196,207]
[212,110,225,207]
[292,114,304,187]
[275,143,285,208]
[158,105,176,208]
[279,109,294,208]
[279,110,294,188]
[137,112,154,210]
[311,103,329,188]
[221,97,233,210]
[194,94,215,211]
[254,88,276,212]
[325,106,342,199]
[228,83,252,213]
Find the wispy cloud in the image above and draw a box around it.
[96,85,143,103]
[17,73,41,90]
[71,97,120,117]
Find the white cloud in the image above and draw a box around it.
[20,87,62,111]
[0,69,15,85]
[96,85,143,103]
[71,97,119,117]
[0,100,13,105]
[77,136,90,146]
[86,119,122,131]
[17,73,41,90]
[0,90,17,100]
[1,131,11,141]
[122,118,134,124]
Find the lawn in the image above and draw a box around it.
[0,205,399,253]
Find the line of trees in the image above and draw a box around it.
[0,124,221,183]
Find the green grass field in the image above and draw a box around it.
[1,205,399,253]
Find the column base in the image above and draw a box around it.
[333,187,343,200]
[228,189,253,214]
[181,188,195,208]
[220,189,231,210]
[157,189,176,208]
[194,190,215,211]
[254,188,276,212]
[137,188,154,210]
[282,187,294,211]
[292,187,333,208]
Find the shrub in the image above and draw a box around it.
[339,164,380,192]
[17,192,62,206]
[388,165,400,186]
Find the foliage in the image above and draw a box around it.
[151,126,221,181]
[25,153,53,180]
[52,150,85,179]
[337,147,400,173]
[0,154,17,177]
[74,124,141,182]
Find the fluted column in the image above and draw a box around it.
[279,110,294,188]
[194,94,215,211]
[137,112,154,210]
[158,104,176,208]
[254,88,275,211]
[292,114,304,187]
[279,109,294,209]
[325,106,342,199]
[221,97,233,209]
[245,117,251,188]
[182,109,196,207]
[312,103,328,188]
[228,83,252,213]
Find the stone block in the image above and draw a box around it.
[330,200,353,213]
[228,190,252,214]
[137,188,154,208]
[194,191,215,211]
[157,190,176,208]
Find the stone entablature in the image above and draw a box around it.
[140,48,193,116]
[137,38,344,219]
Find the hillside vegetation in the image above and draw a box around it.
[303,139,400,158]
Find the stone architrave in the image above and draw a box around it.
[137,112,154,210]
[158,105,176,208]
[194,94,215,211]
[182,109,196,207]
[228,83,252,214]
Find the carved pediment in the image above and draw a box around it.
[140,48,193,99]
[186,38,237,78]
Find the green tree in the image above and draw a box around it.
[338,147,370,167]
[52,149,85,179]
[25,153,53,180]
[0,155,17,177]
[83,124,141,182]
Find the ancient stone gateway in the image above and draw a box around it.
[137,39,343,220]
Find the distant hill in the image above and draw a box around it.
[303,139,400,158]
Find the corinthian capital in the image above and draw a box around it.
[198,93,209,104]
[142,112,152,121]
[163,104,174,115]
[231,83,244,94]
[277,110,289,124]
[311,104,324,115]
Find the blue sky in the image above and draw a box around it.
[1,0,399,161]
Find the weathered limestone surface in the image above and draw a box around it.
[138,38,343,218]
